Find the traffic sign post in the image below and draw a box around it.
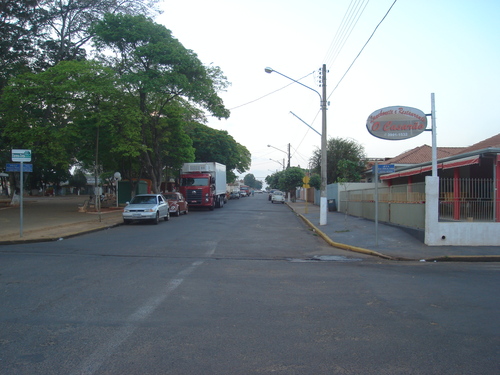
[11,149,32,238]
[302,176,310,214]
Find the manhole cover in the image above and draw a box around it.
[313,255,362,262]
[287,255,362,262]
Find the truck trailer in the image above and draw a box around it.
[179,162,227,210]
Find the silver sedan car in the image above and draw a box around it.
[123,194,170,224]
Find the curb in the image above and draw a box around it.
[0,222,123,246]
[296,213,396,260]
[287,203,499,263]
[423,255,500,262]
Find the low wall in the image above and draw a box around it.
[425,176,499,246]
[427,222,500,246]
[307,180,499,246]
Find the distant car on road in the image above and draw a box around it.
[230,191,240,199]
[271,191,285,204]
[123,194,170,225]
[163,192,188,216]
[268,189,276,201]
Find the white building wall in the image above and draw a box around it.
[425,176,500,246]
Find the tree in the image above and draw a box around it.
[310,137,366,184]
[0,0,43,91]
[243,174,263,190]
[185,121,251,183]
[91,14,231,192]
[265,167,304,199]
[337,159,362,183]
[309,174,321,190]
[1,60,138,190]
[37,0,161,66]
[0,0,161,90]
[278,167,304,200]
[265,171,284,190]
[68,168,88,193]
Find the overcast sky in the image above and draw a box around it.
[158,0,500,184]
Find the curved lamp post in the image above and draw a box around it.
[268,144,290,169]
[265,65,328,225]
[269,158,285,170]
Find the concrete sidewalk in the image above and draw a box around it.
[1,195,499,261]
[0,195,123,244]
[286,200,500,262]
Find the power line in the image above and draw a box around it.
[227,71,315,111]
[323,0,370,69]
[327,0,398,101]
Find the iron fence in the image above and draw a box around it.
[339,178,497,224]
[342,182,426,204]
[439,178,495,221]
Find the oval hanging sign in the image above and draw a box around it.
[366,106,427,140]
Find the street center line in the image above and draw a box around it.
[71,242,217,375]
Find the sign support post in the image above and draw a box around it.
[375,161,379,246]
[11,149,32,238]
[431,93,437,177]
[20,161,24,237]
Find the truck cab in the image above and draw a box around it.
[179,162,226,210]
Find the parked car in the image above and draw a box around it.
[229,191,240,199]
[271,191,285,204]
[123,194,170,224]
[163,192,188,216]
[268,189,276,201]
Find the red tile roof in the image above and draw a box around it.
[380,133,500,165]
[381,145,465,165]
[459,133,500,153]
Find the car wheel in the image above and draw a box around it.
[271,200,274,204]
[175,208,180,217]
[164,212,170,221]
[153,211,160,224]
[184,209,188,215]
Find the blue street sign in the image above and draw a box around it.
[6,163,33,172]
[373,164,395,174]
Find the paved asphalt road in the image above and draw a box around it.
[0,194,499,374]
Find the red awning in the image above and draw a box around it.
[380,155,482,180]
[441,156,479,170]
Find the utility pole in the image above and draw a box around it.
[319,64,328,226]
[287,143,291,168]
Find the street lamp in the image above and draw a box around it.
[265,65,328,225]
[268,144,290,168]
[269,158,285,170]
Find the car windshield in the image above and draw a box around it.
[181,177,209,187]
[273,192,283,196]
[130,196,157,204]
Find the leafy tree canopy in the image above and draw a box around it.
[310,137,366,184]
[185,121,251,183]
[243,174,263,190]
[265,171,283,190]
[90,14,230,192]
[0,6,254,195]
[1,60,131,188]
[278,167,304,194]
